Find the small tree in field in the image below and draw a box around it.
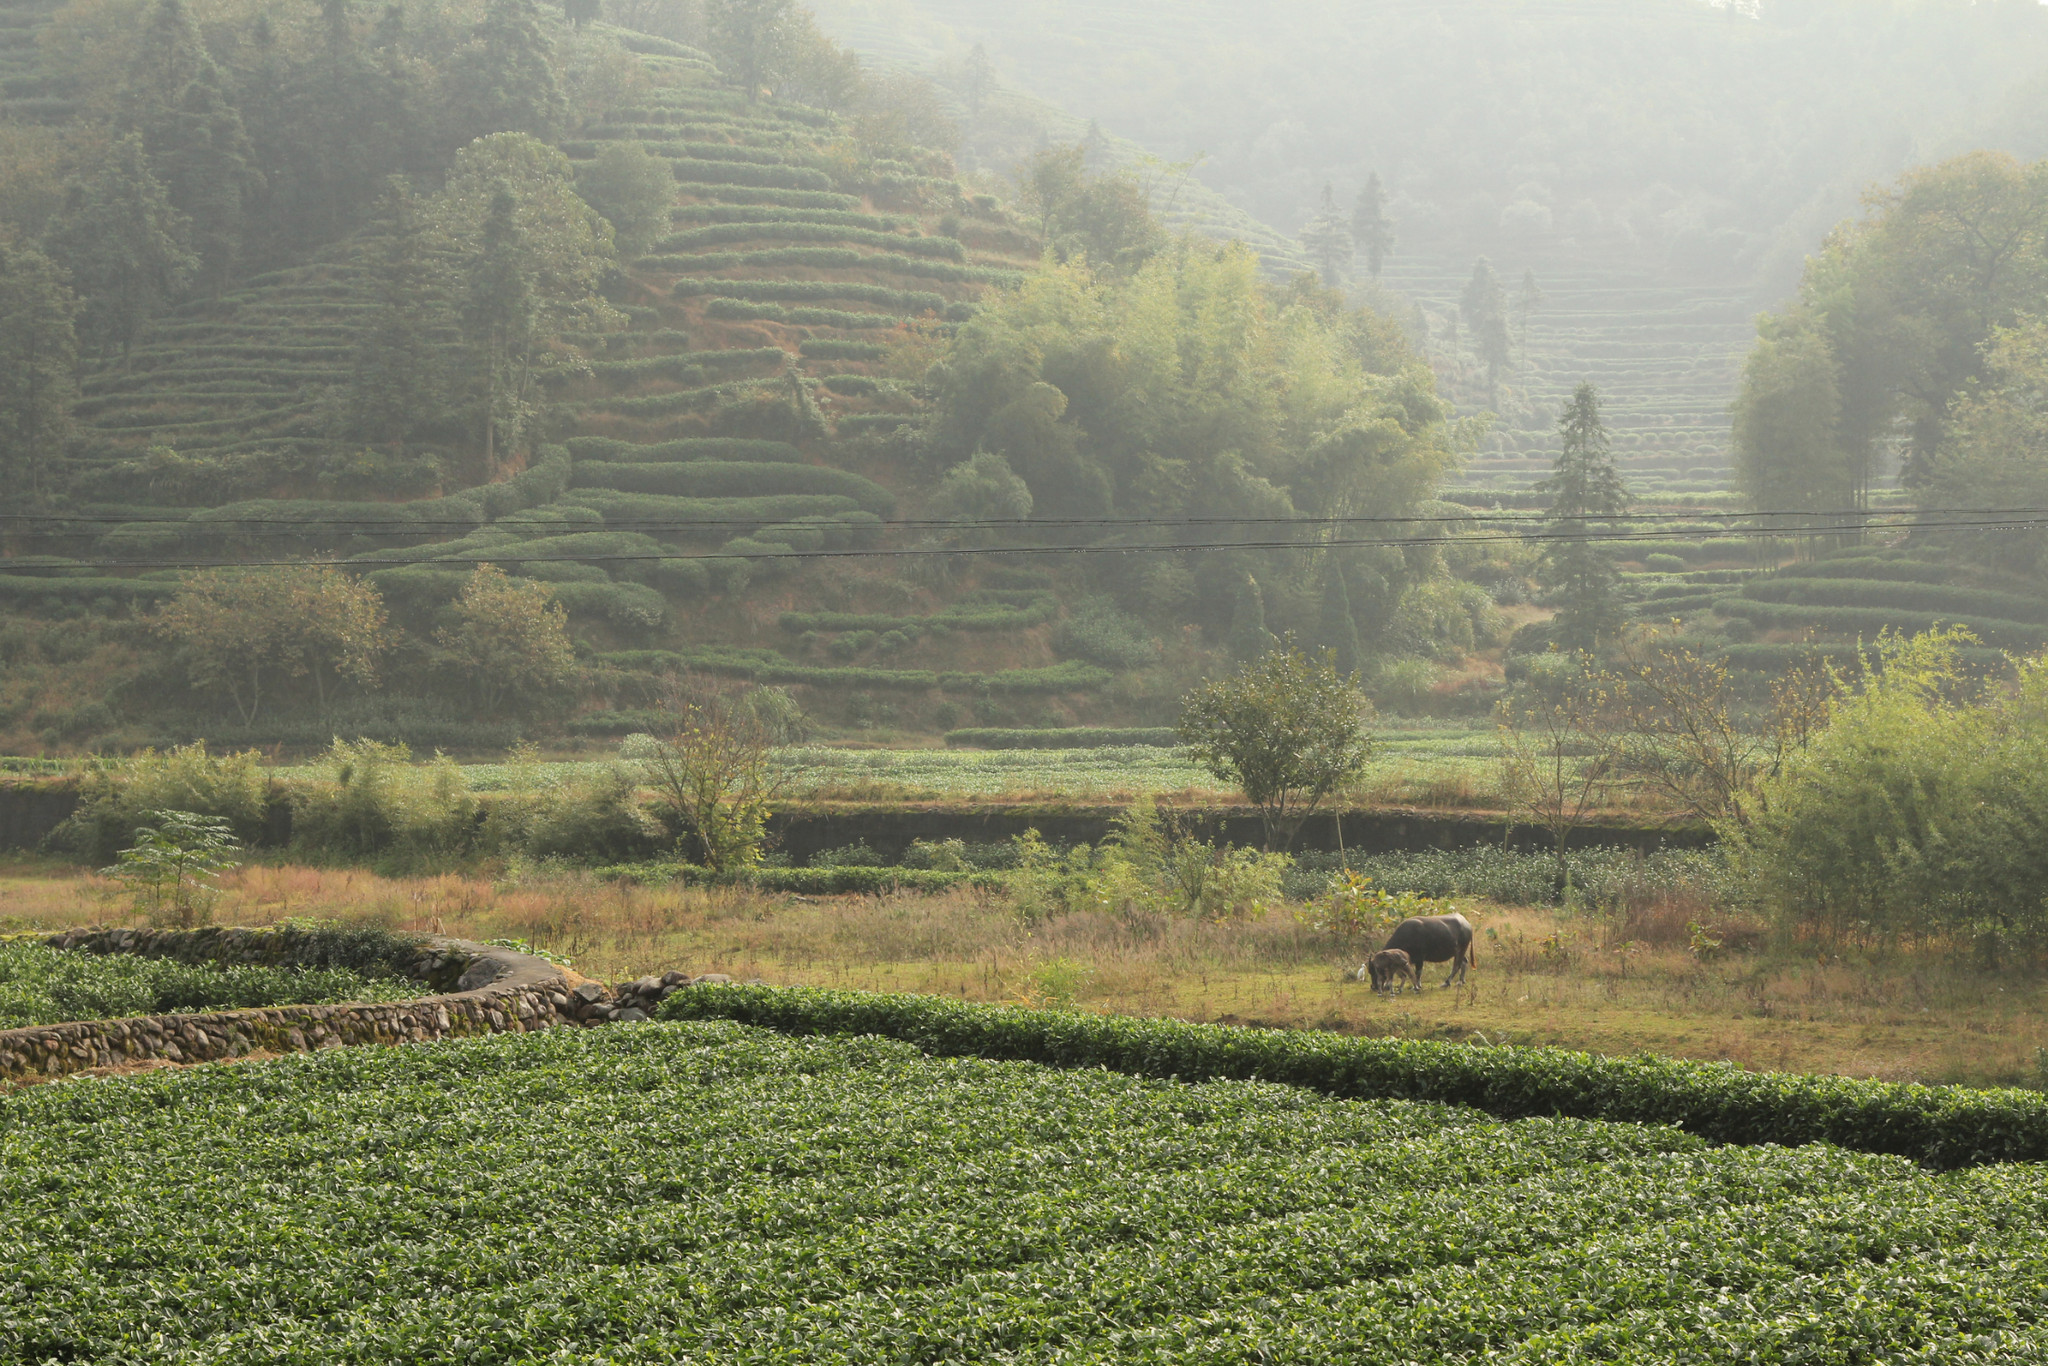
[1177,641,1375,851]
[639,674,786,873]
[1496,658,1616,888]
[101,809,240,928]
[436,564,576,713]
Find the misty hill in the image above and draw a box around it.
[807,0,2048,487]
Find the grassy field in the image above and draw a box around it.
[6,859,2042,1087]
[8,1020,2046,1361]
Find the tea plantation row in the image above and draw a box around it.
[3,1020,2046,1363]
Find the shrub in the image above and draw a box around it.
[49,743,272,863]
[939,662,1113,693]
[1053,595,1161,669]
[669,182,859,209]
[1714,598,2048,650]
[701,299,910,328]
[665,159,834,191]
[1643,553,1688,573]
[799,339,886,361]
[565,489,863,526]
[658,222,964,257]
[288,740,479,866]
[100,811,241,929]
[672,279,948,313]
[1741,575,2048,624]
[657,986,2048,1167]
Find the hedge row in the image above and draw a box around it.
[1774,557,1957,585]
[570,460,894,514]
[779,597,1055,633]
[1741,575,2048,625]
[822,374,880,396]
[672,278,948,313]
[799,339,886,360]
[670,183,860,210]
[595,864,997,894]
[1713,597,2048,649]
[658,223,965,258]
[943,727,1180,749]
[654,247,1017,286]
[657,986,2048,1169]
[938,661,1112,693]
[565,489,863,526]
[702,299,907,328]
[834,413,915,434]
[669,206,913,230]
[1718,641,2013,674]
[665,159,833,191]
[564,436,802,464]
[94,447,572,556]
[0,573,181,604]
[598,647,940,689]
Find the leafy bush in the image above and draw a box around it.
[1053,596,1161,669]
[664,159,834,190]
[938,662,1113,693]
[1715,598,2048,649]
[659,986,2048,1167]
[672,279,948,313]
[1741,576,2048,624]
[1283,844,1729,907]
[799,338,886,361]
[101,812,241,929]
[288,740,479,866]
[49,744,272,864]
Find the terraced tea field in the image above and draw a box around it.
[4,1016,2045,1362]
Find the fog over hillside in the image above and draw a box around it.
[809,0,2048,488]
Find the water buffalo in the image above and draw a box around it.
[1358,948,1417,994]
[1382,913,1474,988]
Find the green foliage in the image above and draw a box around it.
[575,141,677,257]
[1295,869,1457,944]
[0,941,414,1028]
[1714,599,2047,651]
[50,743,270,864]
[672,277,946,312]
[1731,629,2048,947]
[1740,576,2048,625]
[571,458,894,513]
[564,436,801,463]
[100,810,241,928]
[1178,643,1375,849]
[1538,383,1630,651]
[5,1021,2048,1360]
[288,740,479,866]
[1053,595,1159,670]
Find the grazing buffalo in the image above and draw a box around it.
[1359,948,1417,994]
[1382,913,1475,988]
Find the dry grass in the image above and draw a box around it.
[4,856,2044,1088]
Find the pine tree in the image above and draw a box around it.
[121,0,260,294]
[1317,557,1364,677]
[0,242,80,504]
[48,134,196,361]
[444,0,565,147]
[463,182,533,471]
[1300,183,1353,290]
[1538,383,1631,651]
[1461,256,1511,402]
[1351,172,1394,279]
[350,179,440,446]
[1227,573,1278,662]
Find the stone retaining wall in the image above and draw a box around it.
[0,928,583,1086]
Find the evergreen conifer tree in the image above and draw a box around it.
[350,179,440,446]
[0,242,80,503]
[1317,557,1364,676]
[1300,183,1353,289]
[121,0,260,294]
[1227,572,1278,661]
[444,0,565,147]
[1538,383,1631,651]
[1461,256,1511,403]
[463,183,533,470]
[1351,173,1394,279]
[48,134,196,361]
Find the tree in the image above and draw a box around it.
[1317,557,1364,677]
[48,133,196,361]
[436,563,576,713]
[639,674,786,872]
[1732,313,1855,529]
[1460,256,1511,400]
[101,809,240,928]
[1178,641,1375,850]
[443,0,566,146]
[1537,383,1630,651]
[1300,183,1353,289]
[1351,172,1394,279]
[119,0,261,293]
[1515,269,1542,356]
[1495,656,1616,888]
[349,179,441,446]
[463,183,531,471]
[154,565,394,724]
[705,0,796,100]
[929,451,1032,546]
[1226,572,1277,662]
[575,140,675,257]
[960,42,995,122]
[0,242,79,504]
[1931,318,2048,571]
